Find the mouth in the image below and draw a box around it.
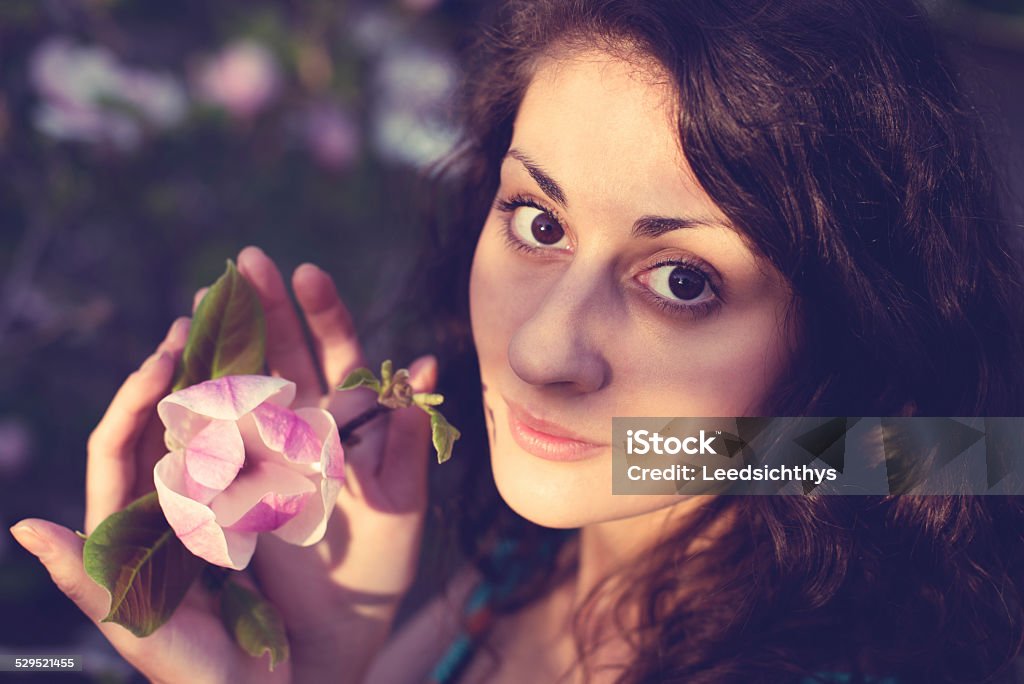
[503,397,607,462]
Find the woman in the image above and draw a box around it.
[10,0,1024,682]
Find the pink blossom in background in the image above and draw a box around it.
[0,417,32,477]
[303,102,359,170]
[29,37,186,150]
[401,0,443,13]
[153,375,344,570]
[194,40,281,119]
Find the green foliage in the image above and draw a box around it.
[338,360,461,463]
[219,579,290,671]
[338,367,381,392]
[82,493,204,638]
[426,407,460,464]
[173,260,266,391]
[413,392,444,407]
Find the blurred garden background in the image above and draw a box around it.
[1,0,1023,680]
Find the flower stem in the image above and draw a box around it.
[338,404,390,444]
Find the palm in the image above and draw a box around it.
[125,587,290,684]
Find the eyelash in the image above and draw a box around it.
[494,194,569,255]
[639,259,723,322]
[493,194,724,322]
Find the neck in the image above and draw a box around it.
[573,495,718,608]
[537,496,723,681]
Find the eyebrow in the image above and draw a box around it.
[504,148,733,238]
[507,149,568,208]
[630,215,730,238]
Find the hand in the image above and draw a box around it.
[236,246,438,680]
[9,245,437,683]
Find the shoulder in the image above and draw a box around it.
[363,563,483,684]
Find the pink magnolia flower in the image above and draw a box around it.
[153,375,344,570]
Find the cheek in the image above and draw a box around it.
[603,299,794,417]
[468,227,502,363]
[469,221,539,372]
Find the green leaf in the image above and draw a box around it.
[337,367,381,392]
[220,579,290,671]
[426,407,461,464]
[173,260,266,391]
[413,392,444,407]
[83,492,205,637]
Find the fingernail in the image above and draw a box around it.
[10,523,50,557]
[240,245,266,261]
[170,317,190,338]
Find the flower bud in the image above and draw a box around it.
[378,368,414,409]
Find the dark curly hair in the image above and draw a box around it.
[396,1,1024,682]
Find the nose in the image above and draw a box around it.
[507,263,612,393]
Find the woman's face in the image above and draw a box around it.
[469,50,796,528]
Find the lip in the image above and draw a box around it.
[503,397,606,462]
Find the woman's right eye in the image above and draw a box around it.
[511,205,567,248]
[496,196,571,252]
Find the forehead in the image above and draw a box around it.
[512,49,726,223]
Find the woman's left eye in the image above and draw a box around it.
[637,262,718,311]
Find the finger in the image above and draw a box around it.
[136,315,190,491]
[378,355,438,504]
[85,319,184,533]
[192,287,209,314]
[237,246,321,404]
[156,315,191,357]
[10,520,111,622]
[133,318,191,499]
[291,264,388,471]
[8,519,172,668]
[292,263,364,388]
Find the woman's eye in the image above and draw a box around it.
[509,205,568,249]
[642,264,715,305]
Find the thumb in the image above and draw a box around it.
[9,519,111,622]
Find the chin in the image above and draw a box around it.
[489,440,679,529]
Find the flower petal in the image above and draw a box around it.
[158,375,295,446]
[226,491,309,533]
[209,459,316,528]
[271,474,342,546]
[183,419,244,498]
[251,402,322,464]
[153,451,257,570]
[295,407,345,479]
